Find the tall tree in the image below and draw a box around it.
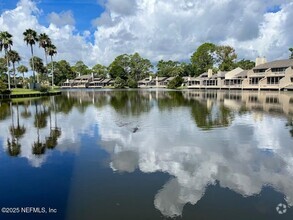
[180,62,195,76]
[47,60,75,85]
[17,65,28,88]
[46,44,57,88]
[7,50,21,88]
[72,61,90,76]
[29,56,46,83]
[38,33,51,66]
[191,43,216,76]
[0,31,13,90]
[91,64,108,78]
[156,60,183,77]
[109,54,130,80]
[289,48,293,59]
[216,45,237,71]
[235,59,255,70]
[0,57,8,82]
[23,29,39,84]
[129,52,153,81]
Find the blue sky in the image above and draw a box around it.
[1,0,104,33]
[0,0,292,66]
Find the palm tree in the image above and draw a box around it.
[0,31,13,90]
[23,29,38,84]
[7,50,21,88]
[47,44,57,88]
[17,65,28,88]
[38,33,51,66]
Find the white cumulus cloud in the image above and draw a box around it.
[0,0,293,68]
[47,10,75,27]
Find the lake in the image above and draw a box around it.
[0,89,293,220]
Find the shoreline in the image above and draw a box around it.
[0,91,61,100]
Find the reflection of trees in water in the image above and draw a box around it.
[0,102,11,120]
[31,97,62,156]
[191,100,234,130]
[20,101,31,118]
[7,138,21,156]
[32,141,46,156]
[32,101,46,156]
[7,103,26,157]
[3,97,62,158]
[109,91,151,116]
[34,101,49,129]
[157,91,188,110]
[54,95,79,114]
[45,129,61,149]
[45,96,61,150]
[60,90,235,129]
[286,120,293,137]
[156,91,234,129]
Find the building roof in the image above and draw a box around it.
[92,77,103,82]
[189,77,200,81]
[138,78,153,83]
[210,71,227,79]
[235,70,248,78]
[253,59,293,70]
[138,77,153,83]
[198,72,208,78]
[217,71,227,78]
[165,77,175,81]
[156,77,168,82]
[182,77,189,82]
[101,78,112,83]
[75,75,92,80]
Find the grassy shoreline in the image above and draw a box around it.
[0,88,61,100]
[11,88,60,95]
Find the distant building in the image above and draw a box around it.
[62,58,293,90]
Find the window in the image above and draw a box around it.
[249,77,262,85]
[271,67,287,72]
[267,77,283,84]
[266,97,279,104]
[254,69,266,73]
[249,96,258,103]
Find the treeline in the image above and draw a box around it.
[1,29,293,90]
[51,43,258,88]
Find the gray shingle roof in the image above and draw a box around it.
[253,59,293,70]
[199,72,208,78]
[210,71,227,79]
[235,70,248,78]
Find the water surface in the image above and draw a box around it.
[0,89,293,220]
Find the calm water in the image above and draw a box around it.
[0,89,293,220]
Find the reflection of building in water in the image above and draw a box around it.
[183,90,293,118]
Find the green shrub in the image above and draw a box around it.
[114,77,126,88]
[0,80,7,93]
[127,78,138,88]
[167,76,184,89]
[36,86,49,93]
[1,90,11,95]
